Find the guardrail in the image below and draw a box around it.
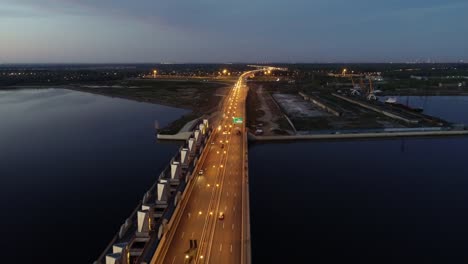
[241,84,252,264]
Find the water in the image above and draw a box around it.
[249,96,468,263]
[0,89,188,263]
[380,96,468,124]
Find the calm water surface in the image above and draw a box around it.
[249,96,468,263]
[0,88,188,263]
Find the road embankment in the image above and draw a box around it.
[249,130,468,142]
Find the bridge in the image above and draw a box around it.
[96,68,280,264]
[150,70,255,264]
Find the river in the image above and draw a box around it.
[0,88,188,263]
[2,90,468,263]
[249,96,468,263]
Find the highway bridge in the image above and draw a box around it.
[150,70,257,264]
[98,68,281,264]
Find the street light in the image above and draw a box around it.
[153,70,157,78]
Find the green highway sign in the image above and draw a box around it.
[232,117,243,124]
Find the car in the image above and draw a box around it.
[218,212,225,220]
[198,169,204,175]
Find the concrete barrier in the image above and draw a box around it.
[250,130,468,142]
[241,89,252,264]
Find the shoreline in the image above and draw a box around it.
[249,129,468,142]
[4,85,468,97]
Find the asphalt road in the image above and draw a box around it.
[157,72,251,264]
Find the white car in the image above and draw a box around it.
[198,169,204,175]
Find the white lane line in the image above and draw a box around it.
[220,243,223,252]
[230,244,233,253]
[225,205,227,211]
[234,193,237,197]
[223,222,225,229]
[233,206,236,212]
[181,232,185,239]
[227,192,229,197]
[172,256,176,264]
[232,224,235,230]
[191,232,194,238]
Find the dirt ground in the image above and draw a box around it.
[246,84,294,135]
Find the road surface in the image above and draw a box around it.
[153,71,253,264]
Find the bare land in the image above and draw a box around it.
[68,78,233,134]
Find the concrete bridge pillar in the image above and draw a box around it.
[105,253,121,264]
[142,191,151,205]
[170,160,181,180]
[118,219,132,239]
[112,243,128,254]
[158,169,167,180]
[180,148,189,167]
[199,124,206,135]
[188,138,195,153]
[137,210,150,236]
[194,130,201,145]
[156,181,169,202]
[158,218,169,240]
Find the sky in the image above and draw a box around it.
[0,0,467,63]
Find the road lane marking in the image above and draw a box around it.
[220,243,223,252]
[223,222,225,229]
[172,256,176,264]
[232,224,235,230]
[230,244,233,253]
[191,232,194,238]
[181,232,185,239]
[233,206,236,212]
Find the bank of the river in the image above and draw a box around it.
[4,78,231,135]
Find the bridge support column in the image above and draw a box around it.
[199,123,206,135]
[170,160,181,180]
[156,181,169,202]
[188,137,195,154]
[137,210,150,237]
[180,148,189,167]
[194,130,201,146]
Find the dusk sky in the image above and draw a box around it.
[1,0,467,63]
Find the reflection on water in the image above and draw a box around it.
[0,89,188,263]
